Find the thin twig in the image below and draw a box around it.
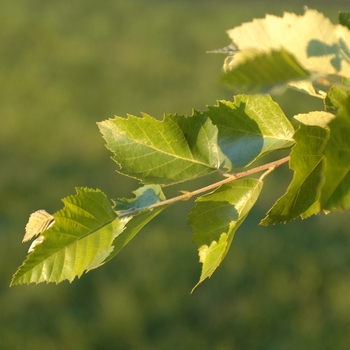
[117,156,290,217]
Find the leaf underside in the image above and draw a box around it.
[221,49,310,93]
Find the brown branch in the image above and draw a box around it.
[117,156,290,217]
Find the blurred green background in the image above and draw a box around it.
[2,1,350,349]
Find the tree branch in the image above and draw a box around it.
[117,156,290,217]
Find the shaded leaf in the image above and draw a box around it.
[339,11,350,30]
[261,125,329,225]
[99,96,294,184]
[221,49,310,93]
[104,185,168,263]
[11,188,129,285]
[206,95,294,170]
[188,178,263,291]
[321,86,350,211]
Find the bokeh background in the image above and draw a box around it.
[2,1,350,349]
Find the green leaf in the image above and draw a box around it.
[98,112,220,185]
[292,111,336,128]
[343,77,350,86]
[222,10,350,93]
[261,125,329,225]
[188,178,263,292]
[99,96,294,184]
[221,49,310,94]
[103,185,168,263]
[339,11,350,30]
[206,95,295,170]
[321,86,350,211]
[99,95,294,185]
[11,188,129,285]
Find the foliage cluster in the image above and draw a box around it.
[4,2,350,349]
[11,9,350,292]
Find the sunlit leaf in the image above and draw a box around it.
[188,178,263,292]
[287,80,326,98]
[292,111,336,128]
[23,210,54,243]
[206,94,294,170]
[99,96,294,184]
[11,188,129,285]
[222,10,350,93]
[98,112,220,185]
